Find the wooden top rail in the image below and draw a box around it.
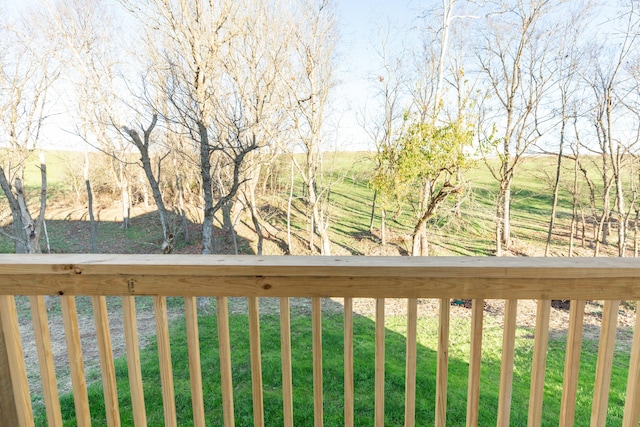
[0,255,640,299]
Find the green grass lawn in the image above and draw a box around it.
[34,301,631,426]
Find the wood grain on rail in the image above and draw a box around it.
[2,255,640,300]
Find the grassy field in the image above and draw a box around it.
[1,149,614,257]
[3,150,635,425]
[33,305,632,426]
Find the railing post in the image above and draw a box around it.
[0,314,20,427]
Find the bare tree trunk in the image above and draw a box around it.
[412,222,429,257]
[140,169,150,208]
[247,193,263,255]
[381,208,387,246]
[502,181,511,249]
[454,167,463,218]
[369,189,377,233]
[199,123,215,254]
[2,155,48,254]
[495,190,504,257]
[569,152,579,257]
[119,163,130,229]
[174,152,189,243]
[124,117,171,241]
[635,209,639,258]
[287,158,294,254]
[580,206,586,248]
[546,118,565,257]
[615,170,626,257]
[222,201,233,232]
[0,166,28,253]
[309,202,315,253]
[85,150,98,253]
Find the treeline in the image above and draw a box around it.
[2,0,640,257]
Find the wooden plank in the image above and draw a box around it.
[154,296,177,427]
[248,296,264,427]
[5,254,640,278]
[0,312,20,427]
[92,296,120,427]
[30,295,62,427]
[60,295,91,427]
[497,299,518,427]
[622,300,640,427]
[528,299,551,426]
[0,294,33,427]
[11,278,640,300]
[375,298,385,427]
[559,299,586,427]
[217,296,235,427]
[280,297,294,427]
[466,299,484,427]
[591,300,620,426]
[121,296,147,427]
[344,297,354,427]
[435,298,450,427]
[5,274,640,300]
[312,297,323,427]
[3,255,640,301]
[184,297,205,427]
[404,298,418,427]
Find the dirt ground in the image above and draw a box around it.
[9,204,638,403]
[16,294,636,400]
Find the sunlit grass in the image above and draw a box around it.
[37,306,631,426]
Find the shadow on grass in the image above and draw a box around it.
[0,209,255,255]
[31,295,637,427]
[34,298,469,426]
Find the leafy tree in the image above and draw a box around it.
[373,118,473,256]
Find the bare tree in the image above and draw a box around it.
[0,14,57,253]
[586,4,640,257]
[121,0,261,254]
[543,4,590,256]
[123,114,173,240]
[284,0,338,255]
[475,0,562,255]
[361,23,407,245]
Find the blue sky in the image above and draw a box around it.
[333,0,419,150]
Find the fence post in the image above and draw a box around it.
[0,315,19,426]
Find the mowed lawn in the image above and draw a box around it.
[34,300,632,426]
[5,151,635,425]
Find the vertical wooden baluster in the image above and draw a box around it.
[248,296,264,427]
[435,298,450,427]
[61,295,91,427]
[528,299,551,427]
[217,296,235,427]
[184,297,205,427]
[0,294,34,427]
[280,297,294,427]
[404,298,418,427]
[375,298,385,427]
[466,299,484,427]
[591,300,620,426]
[312,297,323,427]
[154,296,177,427]
[30,295,62,427]
[122,296,147,427]
[92,296,120,427]
[622,300,640,427]
[559,299,585,427]
[344,297,354,427]
[497,299,518,427]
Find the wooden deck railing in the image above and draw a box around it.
[1,255,640,426]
